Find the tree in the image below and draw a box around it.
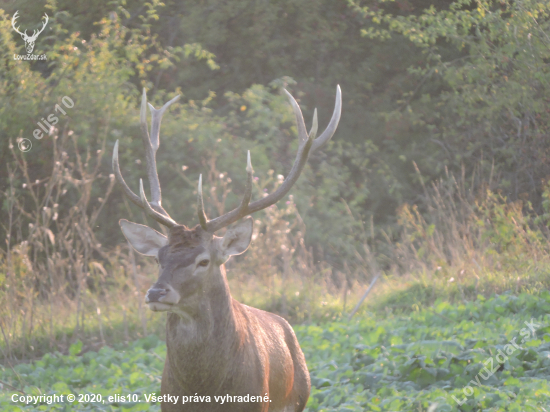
[351,0,550,208]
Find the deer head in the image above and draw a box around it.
[12,11,49,54]
[119,217,255,319]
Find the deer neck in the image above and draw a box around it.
[164,264,241,388]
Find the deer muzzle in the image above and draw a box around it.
[145,284,180,311]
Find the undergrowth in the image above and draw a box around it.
[2,292,550,411]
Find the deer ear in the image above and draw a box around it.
[120,219,168,257]
[219,217,253,259]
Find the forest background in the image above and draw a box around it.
[2,0,550,360]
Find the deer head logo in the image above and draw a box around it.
[12,11,49,54]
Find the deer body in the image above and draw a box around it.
[114,86,341,412]
[162,305,309,412]
[162,304,309,412]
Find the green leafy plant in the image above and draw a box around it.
[2,293,550,411]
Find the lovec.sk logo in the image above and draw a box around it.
[12,11,48,60]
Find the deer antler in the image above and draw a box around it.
[113,86,341,232]
[112,89,180,228]
[198,85,342,233]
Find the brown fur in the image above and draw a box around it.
[149,225,310,412]
[168,225,207,249]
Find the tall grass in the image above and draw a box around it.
[0,129,156,363]
[369,161,550,312]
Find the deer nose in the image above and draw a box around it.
[145,288,169,303]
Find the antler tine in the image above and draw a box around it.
[204,86,341,233]
[112,89,180,229]
[140,89,180,214]
[112,140,142,208]
[197,174,208,230]
[197,151,254,232]
[311,85,341,152]
[284,89,310,143]
[113,138,178,230]
[241,150,253,209]
[309,108,318,141]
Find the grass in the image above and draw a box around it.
[4,244,550,364]
[367,266,550,316]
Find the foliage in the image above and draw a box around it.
[10,0,550,267]
[351,0,550,210]
[0,0,441,258]
[0,0,386,270]
[2,293,550,411]
[0,0,216,360]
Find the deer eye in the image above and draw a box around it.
[198,259,210,267]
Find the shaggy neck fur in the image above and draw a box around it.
[162,225,243,394]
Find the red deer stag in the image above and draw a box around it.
[112,86,341,412]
